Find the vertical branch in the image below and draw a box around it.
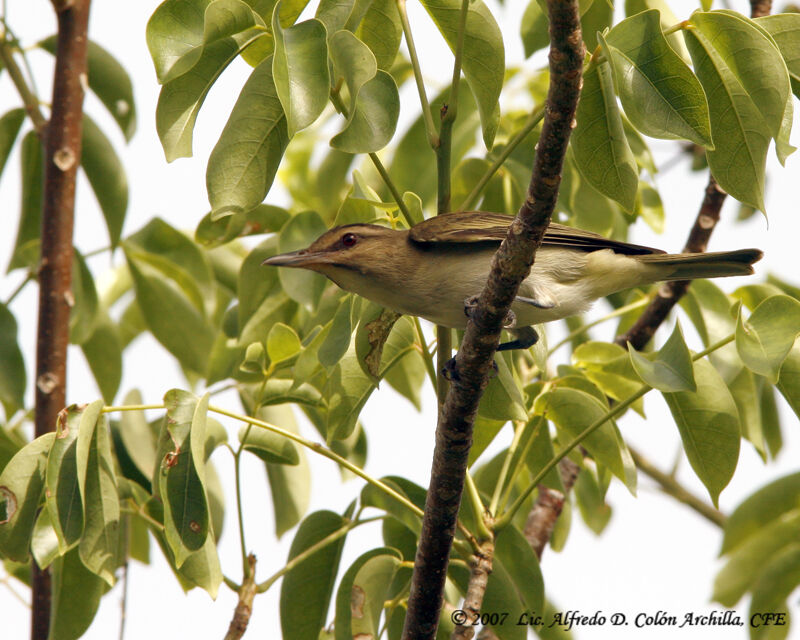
[401,0,584,636]
[32,2,92,638]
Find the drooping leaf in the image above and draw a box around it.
[8,130,43,272]
[333,548,402,640]
[45,406,85,553]
[239,423,299,465]
[521,0,550,58]
[156,29,263,162]
[76,404,120,585]
[420,0,504,148]
[272,11,329,137]
[81,312,123,404]
[572,61,639,212]
[533,387,627,485]
[0,303,26,411]
[331,70,400,153]
[39,37,137,140]
[0,108,25,180]
[603,10,712,146]
[49,547,106,640]
[280,510,349,640]
[80,115,128,248]
[69,250,100,346]
[207,55,290,215]
[757,13,800,99]
[157,390,211,566]
[663,358,740,507]
[0,433,55,562]
[356,0,402,69]
[146,0,213,83]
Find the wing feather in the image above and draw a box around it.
[409,211,664,256]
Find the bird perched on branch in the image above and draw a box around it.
[263,211,762,350]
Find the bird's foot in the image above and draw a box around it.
[497,326,539,352]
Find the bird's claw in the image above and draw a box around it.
[442,357,460,382]
[463,295,480,319]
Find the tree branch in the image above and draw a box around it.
[32,2,92,638]
[524,459,580,559]
[0,31,47,134]
[400,0,584,636]
[224,554,257,640]
[452,539,494,640]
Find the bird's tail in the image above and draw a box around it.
[638,249,763,280]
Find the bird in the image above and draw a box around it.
[263,211,762,350]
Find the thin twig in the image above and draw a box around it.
[224,554,257,640]
[0,29,47,134]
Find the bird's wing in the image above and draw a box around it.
[409,211,664,256]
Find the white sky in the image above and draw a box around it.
[1,0,799,639]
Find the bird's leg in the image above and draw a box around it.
[497,325,539,351]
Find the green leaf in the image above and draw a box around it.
[8,130,43,272]
[158,390,211,566]
[174,533,223,598]
[684,11,785,211]
[31,509,60,571]
[69,250,100,346]
[420,0,504,148]
[361,476,425,536]
[777,337,800,421]
[207,55,290,215]
[204,0,266,43]
[0,108,25,180]
[0,303,26,411]
[80,115,128,248]
[680,279,741,381]
[757,14,800,99]
[238,236,282,330]
[156,29,263,162]
[117,390,158,483]
[314,0,358,33]
[146,0,212,84]
[663,358,740,507]
[736,295,800,383]
[81,312,123,404]
[713,508,800,606]
[628,321,696,392]
[354,302,402,381]
[475,560,526,640]
[0,433,55,562]
[494,525,544,615]
[603,10,712,146]
[39,37,136,140]
[521,0,550,58]
[49,547,105,640]
[272,11,329,137]
[239,423,299,464]
[533,387,627,485]
[277,211,328,308]
[76,404,120,585]
[727,368,766,459]
[574,469,613,534]
[260,405,311,536]
[748,544,800,640]
[721,472,800,555]
[319,295,354,368]
[479,353,529,422]
[267,322,302,364]
[334,548,402,640]
[572,61,639,212]
[124,253,215,374]
[326,317,417,441]
[356,0,402,69]
[331,69,400,153]
[196,203,289,247]
[280,510,349,640]
[45,406,85,553]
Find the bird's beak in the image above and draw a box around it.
[262,249,326,268]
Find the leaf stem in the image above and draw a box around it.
[496,332,737,530]
[256,516,381,593]
[548,295,651,356]
[396,0,439,148]
[463,471,493,541]
[0,27,47,134]
[3,272,34,306]
[329,89,413,225]
[459,105,546,211]
[413,317,438,388]
[488,421,524,516]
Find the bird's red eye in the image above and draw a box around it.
[342,233,358,247]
